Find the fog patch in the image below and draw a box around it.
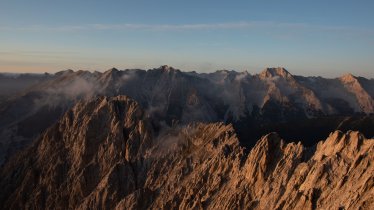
[146,124,200,159]
[121,71,139,82]
[234,72,249,82]
[32,76,100,110]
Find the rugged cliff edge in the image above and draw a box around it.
[0,96,373,210]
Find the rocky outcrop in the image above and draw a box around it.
[1,96,373,209]
[0,96,152,209]
[243,130,373,209]
[340,73,374,113]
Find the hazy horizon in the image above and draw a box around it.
[1,65,373,79]
[1,0,374,78]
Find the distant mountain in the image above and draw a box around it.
[0,72,52,105]
[1,96,372,209]
[0,66,373,164]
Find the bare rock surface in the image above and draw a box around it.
[0,96,152,209]
[0,96,373,210]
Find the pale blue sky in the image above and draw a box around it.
[0,0,373,77]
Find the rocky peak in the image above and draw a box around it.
[339,73,374,113]
[159,65,179,73]
[215,69,236,74]
[109,67,119,72]
[249,132,283,157]
[0,95,154,209]
[99,68,123,88]
[46,95,152,166]
[244,132,304,184]
[160,65,171,70]
[314,130,367,160]
[148,65,181,76]
[340,73,357,84]
[54,69,75,77]
[103,67,120,77]
[259,67,293,79]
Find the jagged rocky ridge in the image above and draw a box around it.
[0,66,373,164]
[1,96,372,209]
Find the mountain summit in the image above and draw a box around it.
[339,73,374,113]
[259,67,293,79]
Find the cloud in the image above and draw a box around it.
[32,75,100,110]
[1,21,373,36]
[0,50,79,58]
[0,21,264,32]
[90,22,264,30]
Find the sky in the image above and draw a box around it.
[0,0,374,77]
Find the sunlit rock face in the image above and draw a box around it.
[1,95,373,209]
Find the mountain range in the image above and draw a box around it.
[0,66,373,209]
[1,66,373,164]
